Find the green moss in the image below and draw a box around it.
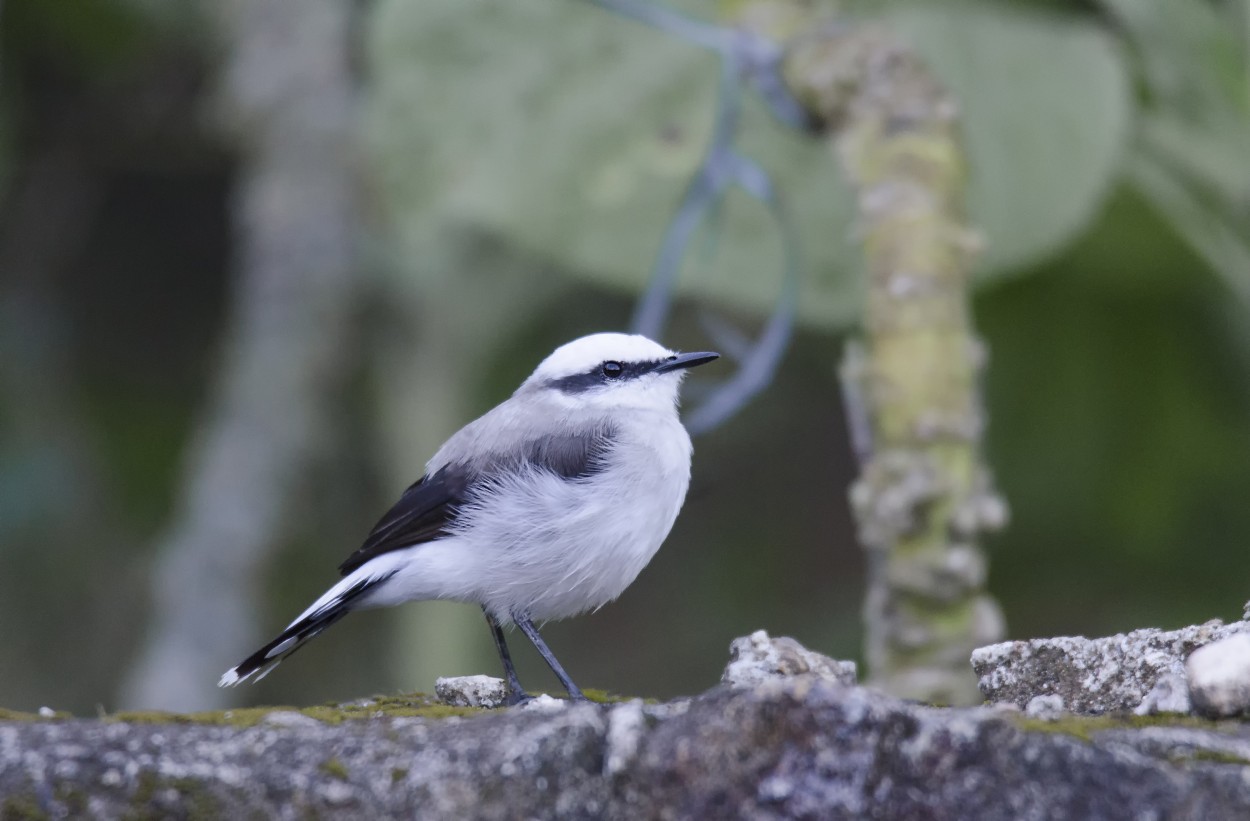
[326,693,484,721]
[107,708,280,728]
[13,688,639,732]
[319,758,350,781]
[1,797,47,821]
[104,692,485,728]
[1013,712,1233,743]
[2,794,49,821]
[128,771,161,819]
[1005,712,1250,768]
[390,767,409,784]
[580,688,654,705]
[1177,748,1250,766]
[125,772,221,821]
[0,707,71,722]
[54,786,87,817]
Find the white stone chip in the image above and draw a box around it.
[721,630,857,689]
[434,675,509,708]
[518,694,568,712]
[1186,633,1250,718]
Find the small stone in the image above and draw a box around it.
[38,706,55,718]
[758,775,795,801]
[721,630,857,689]
[518,694,567,712]
[321,780,354,805]
[1024,695,1065,720]
[1134,672,1191,716]
[1186,633,1250,718]
[434,675,508,708]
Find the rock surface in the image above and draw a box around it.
[1187,633,1250,718]
[721,629,858,688]
[5,679,1250,818]
[972,619,1245,714]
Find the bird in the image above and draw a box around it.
[218,332,719,704]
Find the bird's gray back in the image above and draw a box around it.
[427,392,616,478]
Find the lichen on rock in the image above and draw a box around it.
[6,632,1250,817]
[972,618,1246,715]
[435,675,509,709]
[721,629,858,689]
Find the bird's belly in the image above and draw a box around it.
[457,451,690,622]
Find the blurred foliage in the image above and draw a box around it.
[365,0,1129,325]
[881,3,1130,277]
[1102,0,1250,305]
[3,0,151,70]
[0,0,1247,714]
[983,182,1250,635]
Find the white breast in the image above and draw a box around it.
[372,409,694,622]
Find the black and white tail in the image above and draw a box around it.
[218,570,395,687]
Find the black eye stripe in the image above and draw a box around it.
[547,358,667,394]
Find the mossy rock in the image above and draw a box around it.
[104,692,486,728]
[4,687,644,730]
[1012,710,1247,748]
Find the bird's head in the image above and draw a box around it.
[521,333,719,414]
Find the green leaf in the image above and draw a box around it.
[364,0,1130,327]
[1094,0,1247,122]
[1092,0,1250,300]
[882,4,1132,278]
[1129,151,1250,308]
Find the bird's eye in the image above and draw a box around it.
[601,361,624,379]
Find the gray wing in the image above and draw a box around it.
[338,424,616,576]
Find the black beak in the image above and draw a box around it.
[655,351,720,373]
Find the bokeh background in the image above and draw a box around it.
[2,0,1248,714]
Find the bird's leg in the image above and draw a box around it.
[484,609,531,706]
[514,615,588,702]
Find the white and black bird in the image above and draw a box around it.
[219,332,718,704]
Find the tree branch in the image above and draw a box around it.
[781,16,1008,704]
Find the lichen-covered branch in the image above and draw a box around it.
[780,21,1008,704]
[119,0,361,711]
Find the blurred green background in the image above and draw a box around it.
[1,0,1247,714]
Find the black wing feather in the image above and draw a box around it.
[337,465,471,576]
[226,571,394,682]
